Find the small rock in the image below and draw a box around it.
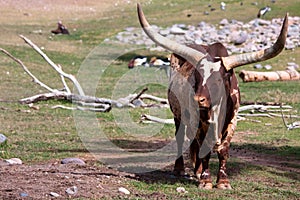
[231,31,248,45]
[264,65,272,70]
[219,18,229,26]
[50,192,60,197]
[0,133,7,144]
[257,19,271,26]
[118,187,130,195]
[176,187,187,193]
[287,62,299,69]
[159,29,170,36]
[5,158,22,165]
[254,64,263,69]
[170,26,186,35]
[20,192,28,197]
[65,186,78,195]
[61,158,85,165]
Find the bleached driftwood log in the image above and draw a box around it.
[140,114,174,124]
[239,68,300,82]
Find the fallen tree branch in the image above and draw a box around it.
[238,104,292,113]
[129,87,148,104]
[237,113,274,118]
[240,101,284,106]
[140,114,174,124]
[140,94,168,104]
[19,35,85,96]
[237,116,261,123]
[239,68,300,82]
[58,64,71,94]
[52,105,111,112]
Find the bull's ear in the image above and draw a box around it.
[137,3,206,67]
[221,13,289,71]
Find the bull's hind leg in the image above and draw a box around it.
[190,139,202,178]
[190,127,213,189]
[173,118,185,175]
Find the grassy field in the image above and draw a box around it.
[0,0,299,199]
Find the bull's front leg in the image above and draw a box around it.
[197,152,213,190]
[215,114,237,190]
[216,146,232,189]
[190,125,213,189]
[173,117,185,175]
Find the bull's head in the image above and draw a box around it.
[137,3,288,155]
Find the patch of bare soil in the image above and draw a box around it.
[0,160,171,199]
[232,131,300,174]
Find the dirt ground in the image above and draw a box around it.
[1,138,299,199]
[1,131,299,199]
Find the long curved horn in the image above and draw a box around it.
[221,13,289,71]
[137,3,205,67]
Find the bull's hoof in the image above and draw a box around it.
[216,182,232,190]
[198,179,213,190]
[198,181,213,190]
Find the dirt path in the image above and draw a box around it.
[1,138,299,199]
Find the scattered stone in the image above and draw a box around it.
[0,133,7,144]
[19,192,28,197]
[50,192,60,197]
[264,65,272,70]
[176,187,187,193]
[219,18,229,26]
[112,15,300,55]
[254,64,263,69]
[288,62,299,69]
[61,158,85,165]
[230,31,248,45]
[256,19,271,26]
[159,29,170,36]
[65,186,78,195]
[118,187,130,195]
[5,158,23,165]
[170,26,186,35]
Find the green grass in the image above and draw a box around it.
[0,0,299,199]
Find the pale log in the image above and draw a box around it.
[239,69,300,82]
